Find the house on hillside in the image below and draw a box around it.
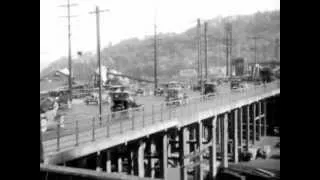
[40,68,81,93]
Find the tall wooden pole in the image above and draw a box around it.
[154,23,158,91]
[59,0,78,107]
[197,19,202,89]
[204,22,208,81]
[90,6,109,124]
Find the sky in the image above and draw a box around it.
[40,0,280,71]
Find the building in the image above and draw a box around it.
[40,68,82,93]
[231,58,245,76]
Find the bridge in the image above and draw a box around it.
[40,81,280,180]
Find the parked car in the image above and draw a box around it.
[136,88,145,96]
[84,92,110,105]
[165,88,188,106]
[110,91,143,113]
[231,78,242,90]
[204,82,217,96]
[154,88,164,96]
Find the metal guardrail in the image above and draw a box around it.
[43,81,280,154]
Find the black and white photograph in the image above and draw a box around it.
[40,0,280,179]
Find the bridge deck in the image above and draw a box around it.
[43,81,280,164]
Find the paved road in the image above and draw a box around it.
[41,82,265,142]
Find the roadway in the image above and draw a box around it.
[42,81,279,158]
[42,83,236,141]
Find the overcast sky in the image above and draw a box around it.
[40,0,280,71]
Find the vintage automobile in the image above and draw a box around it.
[135,88,145,96]
[110,91,143,113]
[154,87,164,96]
[165,88,188,106]
[40,97,65,133]
[84,92,110,105]
[204,82,217,96]
[230,78,242,90]
[109,85,130,92]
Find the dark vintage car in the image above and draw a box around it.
[135,88,145,96]
[230,78,242,90]
[204,82,217,96]
[165,88,188,106]
[110,91,142,113]
[154,88,164,96]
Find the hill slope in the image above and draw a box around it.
[41,10,280,82]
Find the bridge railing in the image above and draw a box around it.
[43,80,280,153]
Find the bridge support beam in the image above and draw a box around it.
[161,132,168,180]
[209,116,217,178]
[253,103,256,145]
[179,127,189,180]
[217,117,221,145]
[246,105,250,151]
[238,107,243,151]
[233,109,239,163]
[150,139,157,178]
[138,141,146,177]
[96,151,102,172]
[106,150,111,173]
[257,101,262,141]
[222,113,229,168]
[117,155,122,173]
[196,121,204,180]
[130,149,135,175]
[263,100,267,136]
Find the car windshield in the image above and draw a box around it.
[111,92,129,100]
[168,89,179,96]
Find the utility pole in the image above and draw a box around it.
[154,23,158,92]
[224,22,232,77]
[59,0,78,108]
[90,6,109,125]
[204,22,208,81]
[196,19,200,86]
[196,18,203,92]
[248,36,263,65]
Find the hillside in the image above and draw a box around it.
[40,10,280,82]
